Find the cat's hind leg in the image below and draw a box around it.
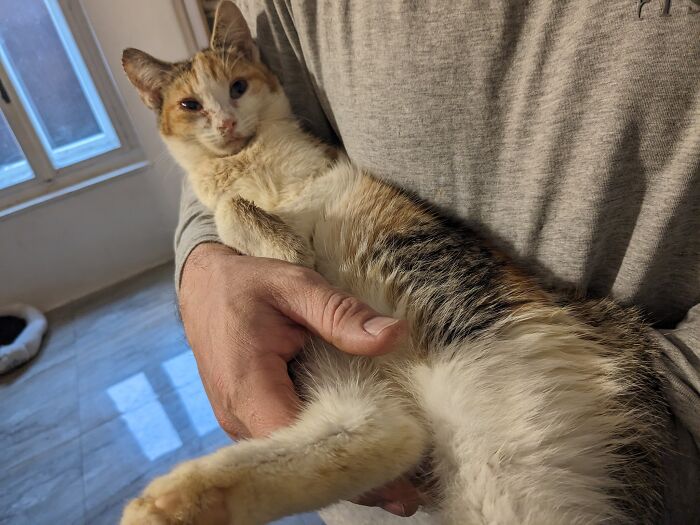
[410,339,631,525]
[121,353,426,525]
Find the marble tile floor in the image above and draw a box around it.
[0,263,324,525]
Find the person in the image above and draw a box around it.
[175,1,700,522]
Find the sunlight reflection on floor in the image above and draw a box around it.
[163,352,219,436]
[107,351,218,461]
[107,373,182,461]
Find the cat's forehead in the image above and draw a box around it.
[191,50,240,84]
[168,49,242,93]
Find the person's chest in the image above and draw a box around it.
[287,0,700,324]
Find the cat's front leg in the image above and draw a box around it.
[121,356,426,525]
[215,196,314,268]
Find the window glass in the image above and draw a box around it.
[0,0,120,169]
[0,110,33,190]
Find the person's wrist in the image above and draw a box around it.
[187,242,237,266]
[180,243,241,307]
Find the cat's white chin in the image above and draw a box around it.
[207,135,252,157]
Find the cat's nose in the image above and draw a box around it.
[218,118,236,134]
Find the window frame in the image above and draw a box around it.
[0,0,145,215]
[173,0,210,53]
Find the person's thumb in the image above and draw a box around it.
[279,273,407,356]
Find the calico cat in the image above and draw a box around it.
[121,2,668,523]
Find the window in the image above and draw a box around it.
[0,0,143,214]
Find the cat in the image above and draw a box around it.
[120,2,668,523]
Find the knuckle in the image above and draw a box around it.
[213,411,232,431]
[284,264,318,286]
[215,414,243,439]
[211,392,248,439]
[324,291,362,334]
[270,264,322,308]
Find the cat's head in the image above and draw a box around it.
[122,1,289,164]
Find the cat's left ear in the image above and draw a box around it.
[122,48,174,112]
[210,1,259,61]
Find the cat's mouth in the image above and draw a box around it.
[208,134,253,156]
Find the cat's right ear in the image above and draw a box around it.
[122,48,174,112]
[210,1,258,61]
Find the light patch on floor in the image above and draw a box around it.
[108,373,183,461]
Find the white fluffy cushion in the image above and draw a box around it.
[0,304,47,374]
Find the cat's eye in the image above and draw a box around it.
[180,99,202,111]
[230,79,248,100]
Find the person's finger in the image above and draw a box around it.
[235,354,301,437]
[210,403,251,440]
[352,476,423,517]
[278,271,408,356]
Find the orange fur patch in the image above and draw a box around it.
[159,49,277,137]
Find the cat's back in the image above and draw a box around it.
[311,164,551,340]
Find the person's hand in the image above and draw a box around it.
[179,242,423,516]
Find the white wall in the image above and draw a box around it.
[0,0,197,311]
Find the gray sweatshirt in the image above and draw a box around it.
[175,1,700,520]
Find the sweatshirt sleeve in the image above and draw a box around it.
[655,304,700,449]
[173,176,220,290]
[652,304,700,521]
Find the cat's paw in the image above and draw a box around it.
[121,465,231,525]
[121,496,173,525]
[285,244,315,269]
